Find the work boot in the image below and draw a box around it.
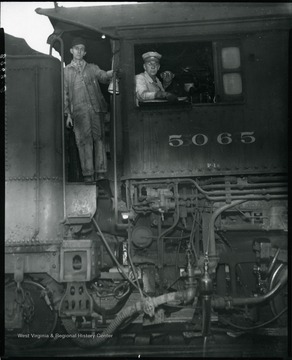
[94,172,105,181]
[84,175,95,184]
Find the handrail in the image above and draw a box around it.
[111,52,127,230]
[49,38,66,220]
[112,70,118,225]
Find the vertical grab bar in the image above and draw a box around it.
[111,52,127,230]
[49,38,66,220]
[33,66,40,239]
[112,69,119,226]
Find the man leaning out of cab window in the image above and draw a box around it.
[135,51,178,103]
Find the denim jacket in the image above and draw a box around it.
[64,60,111,115]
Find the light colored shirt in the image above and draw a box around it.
[64,60,111,115]
[135,71,165,102]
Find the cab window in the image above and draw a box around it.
[134,40,244,106]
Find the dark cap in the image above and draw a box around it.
[161,70,175,77]
[71,37,86,48]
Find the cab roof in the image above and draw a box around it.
[36,2,292,40]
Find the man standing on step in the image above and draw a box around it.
[64,37,113,183]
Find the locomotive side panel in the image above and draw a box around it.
[5,56,63,243]
[3,4,289,355]
[122,30,288,179]
[243,30,288,171]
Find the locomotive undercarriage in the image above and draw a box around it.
[5,175,288,351]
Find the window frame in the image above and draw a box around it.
[133,37,245,109]
[213,40,245,103]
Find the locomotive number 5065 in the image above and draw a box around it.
[169,132,256,147]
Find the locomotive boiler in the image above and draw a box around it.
[4,3,290,356]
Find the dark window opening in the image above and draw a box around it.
[135,41,215,105]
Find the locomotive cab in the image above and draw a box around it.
[5,3,290,356]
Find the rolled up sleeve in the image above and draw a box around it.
[93,65,111,84]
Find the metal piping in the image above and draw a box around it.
[206,200,246,257]
[92,217,145,294]
[63,286,195,348]
[50,37,66,220]
[212,265,287,309]
[157,183,180,268]
[269,263,285,317]
[267,248,281,277]
[201,182,287,190]
[233,266,287,305]
[132,178,287,202]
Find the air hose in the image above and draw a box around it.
[63,287,195,348]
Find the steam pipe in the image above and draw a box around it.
[157,183,180,268]
[269,263,285,316]
[202,297,212,336]
[200,259,213,337]
[131,178,287,202]
[92,217,143,292]
[207,194,288,201]
[212,266,287,309]
[201,182,287,190]
[207,200,245,257]
[196,187,287,195]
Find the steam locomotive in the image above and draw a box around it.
[4,3,290,355]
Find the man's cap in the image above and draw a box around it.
[142,51,162,63]
[71,37,86,48]
[161,70,175,77]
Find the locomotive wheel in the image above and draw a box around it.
[269,264,288,325]
[5,280,57,349]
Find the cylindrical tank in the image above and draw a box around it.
[5,51,63,243]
